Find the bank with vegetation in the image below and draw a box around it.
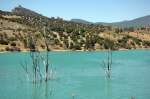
[0,6,150,52]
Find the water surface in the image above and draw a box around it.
[0,50,150,99]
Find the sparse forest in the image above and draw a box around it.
[0,6,150,52]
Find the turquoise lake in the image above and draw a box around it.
[0,50,150,99]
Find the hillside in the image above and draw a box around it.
[0,6,150,52]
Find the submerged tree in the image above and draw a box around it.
[42,26,51,82]
[102,32,112,78]
[21,27,55,83]
[103,48,112,78]
[21,32,43,83]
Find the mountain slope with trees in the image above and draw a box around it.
[0,6,150,52]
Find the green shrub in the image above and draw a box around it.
[41,44,45,49]
[0,49,4,52]
[5,47,10,51]
[10,42,16,46]
[103,39,114,50]
[5,46,21,52]
[126,44,132,49]
[131,37,141,45]
[0,39,9,45]
[143,41,150,46]
[9,37,17,41]
[73,43,81,50]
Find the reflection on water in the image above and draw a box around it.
[105,79,112,99]
[44,81,54,99]
[30,81,54,99]
[45,82,48,98]
[0,50,150,99]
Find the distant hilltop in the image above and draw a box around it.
[11,5,43,17]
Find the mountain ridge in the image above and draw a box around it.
[1,5,150,27]
[71,15,150,27]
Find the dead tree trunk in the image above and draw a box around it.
[45,51,49,81]
[42,26,50,82]
[102,32,112,79]
[21,27,52,83]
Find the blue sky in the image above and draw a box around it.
[0,0,150,22]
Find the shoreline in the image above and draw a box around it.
[0,48,150,53]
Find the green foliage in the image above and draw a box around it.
[142,41,150,47]
[54,39,60,45]
[5,46,21,51]
[8,37,17,41]
[115,28,123,33]
[131,37,141,45]
[5,47,10,51]
[103,39,115,50]
[10,42,16,46]
[0,39,9,45]
[72,43,81,50]
[23,38,28,48]
[123,27,134,32]
[40,44,45,49]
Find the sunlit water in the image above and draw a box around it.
[0,50,150,99]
